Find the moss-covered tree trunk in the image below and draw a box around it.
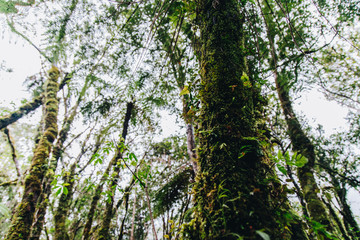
[184,1,294,239]
[81,159,113,240]
[276,71,334,238]
[30,77,88,239]
[53,163,76,240]
[5,66,60,240]
[329,169,360,239]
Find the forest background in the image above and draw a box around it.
[0,0,360,239]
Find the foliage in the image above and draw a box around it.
[0,0,360,239]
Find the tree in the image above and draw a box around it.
[1,0,360,239]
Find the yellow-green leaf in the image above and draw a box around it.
[180,86,190,96]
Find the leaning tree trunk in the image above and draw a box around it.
[96,101,134,240]
[183,1,298,239]
[329,169,360,239]
[5,66,60,240]
[30,74,89,240]
[258,1,335,238]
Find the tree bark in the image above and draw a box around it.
[30,77,89,239]
[184,1,296,239]
[5,66,60,240]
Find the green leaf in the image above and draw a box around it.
[56,188,62,196]
[51,179,57,186]
[255,230,270,240]
[277,164,287,175]
[241,72,249,81]
[294,153,308,167]
[63,186,68,195]
[180,86,189,96]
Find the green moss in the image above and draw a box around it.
[186,1,295,239]
[5,66,60,240]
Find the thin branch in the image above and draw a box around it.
[310,0,360,53]
[0,179,18,187]
[6,19,52,63]
[3,127,21,178]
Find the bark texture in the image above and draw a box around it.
[30,75,88,239]
[183,1,294,239]
[5,66,60,240]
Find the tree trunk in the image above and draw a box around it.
[54,163,77,240]
[30,78,89,239]
[96,102,134,240]
[184,1,295,239]
[259,0,334,238]
[5,66,60,240]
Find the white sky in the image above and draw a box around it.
[0,37,40,106]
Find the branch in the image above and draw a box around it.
[3,127,21,178]
[0,179,18,187]
[0,96,42,130]
[7,19,52,63]
[0,73,72,130]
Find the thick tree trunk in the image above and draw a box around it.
[184,1,295,239]
[30,78,89,239]
[5,66,60,240]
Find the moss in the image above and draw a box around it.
[5,66,60,240]
[185,1,296,239]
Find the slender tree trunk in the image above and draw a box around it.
[184,1,297,239]
[258,0,335,238]
[117,178,135,240]
[157,30,199,174]
[330,172,360,239]
[129,190,137,240]
[96,102,134,240]
[54,163,77,240]
[322,197,350,240]
[81,161,113,240]
[145,183,158,240]
[5,66,60,240]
